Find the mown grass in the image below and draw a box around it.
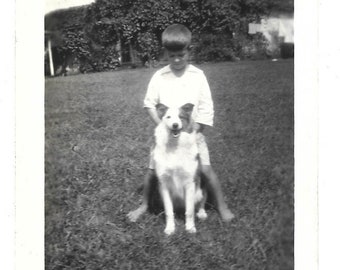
[45,59,294,270]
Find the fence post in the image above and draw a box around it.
[48,39,54,76]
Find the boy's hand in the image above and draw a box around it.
[193,123,205,133]
[145,108,162,125]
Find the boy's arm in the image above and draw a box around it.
[193,122,206,133]
[145,107,161,125]
[144,72,161,125]
[195,73,214,129]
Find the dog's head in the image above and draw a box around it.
[156,103,194,138]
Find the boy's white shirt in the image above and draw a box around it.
[144,64,214,127]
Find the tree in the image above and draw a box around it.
[85,0,243,62]
[45,0,294,73]
[85,0,191,63]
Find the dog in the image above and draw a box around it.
[153,103,208,235]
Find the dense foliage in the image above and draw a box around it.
[45,0,293,74]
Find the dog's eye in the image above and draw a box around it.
[166,116,171,119]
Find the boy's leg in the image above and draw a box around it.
[201,165,234,222]
[196,133,234,221]
[127,168,155,222]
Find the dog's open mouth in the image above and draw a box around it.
[171,129,181,138]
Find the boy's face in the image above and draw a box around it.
[167,48,189,72]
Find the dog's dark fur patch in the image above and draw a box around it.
[156,103,168,119]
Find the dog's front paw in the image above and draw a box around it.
[185,226,197,234]
[164,224,175,235]
[196,209,208,220]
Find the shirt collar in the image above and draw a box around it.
[159,64,197,75]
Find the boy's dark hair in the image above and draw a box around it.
[162,24,192,51]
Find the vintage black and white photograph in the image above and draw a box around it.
[44,0,294,269]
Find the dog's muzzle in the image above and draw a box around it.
[171,123,181,138]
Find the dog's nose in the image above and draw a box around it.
[172,123,179,129]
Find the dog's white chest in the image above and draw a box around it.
[154,127,198,171]
[153,125,199,197]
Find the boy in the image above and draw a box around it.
[127,24,234,222]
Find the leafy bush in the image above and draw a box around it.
[193,34,236,62]
[136,32,161,60]
[59,30,91,61]
[84,45,121,72]
[45,0,294,74]
[235,33,270,60]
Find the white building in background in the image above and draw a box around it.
[248,14,294,56]
[249,16,294,41]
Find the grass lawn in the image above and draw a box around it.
[45,59,294,270]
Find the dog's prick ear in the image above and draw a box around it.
[156,103,168,119]
[181,103,194,113]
